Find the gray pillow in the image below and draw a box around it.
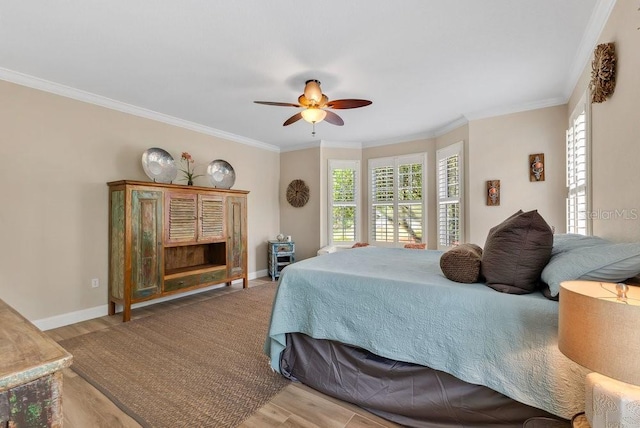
[439,243,483,283]
[550,233,609,256]
[541,242,640,297]
[481,210,553,294]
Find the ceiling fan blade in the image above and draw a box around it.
[254,101,302,107]
[283,112,303,126]
[326,99,372,109]
[324,110,344,126]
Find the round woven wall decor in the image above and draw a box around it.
[589,42,616,103]
[286,179,310,207]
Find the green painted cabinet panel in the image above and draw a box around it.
[131,190,163,299]
[227,196,247,278]
[110,190,125,300]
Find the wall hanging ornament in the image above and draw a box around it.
[529,153,545,182]
[589,42,617,103]
[487,180,500,206]
[286,179,310,207]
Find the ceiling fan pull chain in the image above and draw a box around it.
[311,122,316,137]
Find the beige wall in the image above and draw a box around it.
[279,147,321,260]
[0,81,280,321]
[568,0,640,242]
[467,106,568,245]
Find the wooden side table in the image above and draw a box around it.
[571,413,590,428]
[268,240,295,281]
[0,299,73,427]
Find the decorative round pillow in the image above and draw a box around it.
[439,243,483,283]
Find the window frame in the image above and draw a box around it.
[566,92,592,235]
[368,152,427,247]
[436,141,464,250]
[328,159,361,246]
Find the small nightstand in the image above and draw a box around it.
[268,240,295,281]
[571,413,590,428]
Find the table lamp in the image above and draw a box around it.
[558,281,640,427]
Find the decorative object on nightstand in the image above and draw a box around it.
[589,42,616,103]
[268,239,295,281]
[558,281,640,428]
[286,179,310,207]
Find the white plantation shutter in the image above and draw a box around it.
[437,142,463,249]
[328,160,360,245]
[566,93,590,235]
[397,161,423,243]
[369,153,426,246]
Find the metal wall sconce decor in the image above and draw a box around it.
[529,153,545,181]
[487,180,500,206]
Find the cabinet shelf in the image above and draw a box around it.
[164,263,226,279]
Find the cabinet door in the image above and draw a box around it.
[226,195,247,278]
[131,190,163,299]
[198,194,225,242]
[165,192,198,244]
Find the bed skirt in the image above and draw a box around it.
[280,333,568,428]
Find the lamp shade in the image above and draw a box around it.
[558,280,640,385]
[300,108,326,124]
[303,80,323,104]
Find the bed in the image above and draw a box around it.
[264,220,640,427]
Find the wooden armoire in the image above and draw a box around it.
[107,180,248,321]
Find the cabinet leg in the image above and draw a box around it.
[243,277,248,288]
[108,300,116,316]
[123,305,131,322]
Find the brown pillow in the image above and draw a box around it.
[481,210,553,294]
[352,242,369,248]
[404,243,426,249]
[439,243,483,283]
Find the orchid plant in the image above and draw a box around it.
[179,152,203,185]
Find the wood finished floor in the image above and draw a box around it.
[46,278,401,428]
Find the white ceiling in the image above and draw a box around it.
[0,1,613,151]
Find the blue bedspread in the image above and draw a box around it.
[264,247,587,419]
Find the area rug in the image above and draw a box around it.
[59,283,289,428]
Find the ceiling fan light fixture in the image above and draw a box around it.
[304,80,323,104]
[301,107,327,124]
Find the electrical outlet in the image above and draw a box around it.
[91,278,100,288]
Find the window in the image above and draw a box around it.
[437,142,464,249]
[328,160,360,245]
[368,153,426,246]
[566,93,590,235]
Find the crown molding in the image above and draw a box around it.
[320,140,363,149]
[0,67,280,153]
[463,96,566,122]
[562,0,618,101]
[433,116,469,137]
[362,130,436,148]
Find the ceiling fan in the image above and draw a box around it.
[254,79,372,136]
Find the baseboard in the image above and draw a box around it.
[33,270,270,331]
